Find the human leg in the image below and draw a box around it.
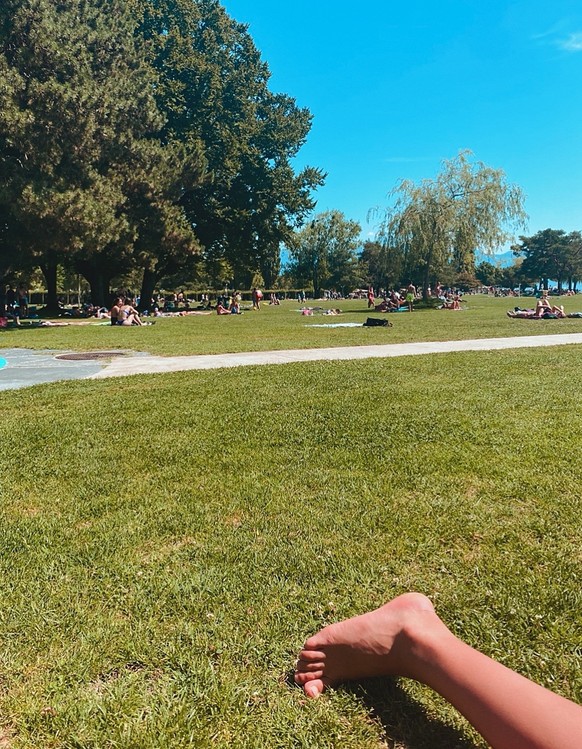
[295,593,582,749]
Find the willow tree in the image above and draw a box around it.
[374,151,527,296]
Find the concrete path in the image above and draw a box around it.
[92,333,582,380]
[2,334,582,390]
[0,347,104,391]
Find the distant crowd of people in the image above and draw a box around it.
[3,282,580,329]
[362,281,465,313]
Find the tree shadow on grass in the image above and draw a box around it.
[347,677,482,749]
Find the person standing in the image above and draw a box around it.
[406,282,416,312]
[252,287,263,310]
[17,283,29,318]
[5,285,20,325]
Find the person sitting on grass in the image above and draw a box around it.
[441,294,461,310]
[294,591,582,749]
[375,298,397,312]
[118,298,143,326]
[535,292,552,316]
[532,291,566,317]
[216,302,231,315]
[109,297,123,325]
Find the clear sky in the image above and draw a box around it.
[221,0,582,246]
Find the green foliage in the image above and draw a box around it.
[453,270,480,291]
[359,239,400,290]
[374,151,527,295]
[0,0,323,302]
[287,210,362,296]
[475,261,500,286]
[136,0,325,289]
[512,229,582,290]
[0,0,177,304]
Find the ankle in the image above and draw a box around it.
[399,610,455,683]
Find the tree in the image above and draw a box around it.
[475,260,501,286]
[0,0,185,306]
[1,0,323,303]
[136,0,324,289]
[564,232,582,291]
[373,151,527,298]
[359,240,402,290]
[512,229,582,291]
[287,210,361,297]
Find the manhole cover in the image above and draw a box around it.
[55,351,129,361]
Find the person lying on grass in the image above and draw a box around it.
[507,305,565,319]
[295,591,581,749]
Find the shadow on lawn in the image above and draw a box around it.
[352,677,480,749]
[287,670,480,748]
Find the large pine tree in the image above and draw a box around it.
[0,0,323,304]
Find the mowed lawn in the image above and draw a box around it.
[4,294,582,356]
[1,335,582,749]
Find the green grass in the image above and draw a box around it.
[1,343,581,747]
[3,294,582,356]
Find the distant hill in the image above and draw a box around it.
[476,250,516,268]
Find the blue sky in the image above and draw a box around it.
[221,0,582,246]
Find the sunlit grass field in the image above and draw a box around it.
[3,293,582,356]
[1,297,581,748]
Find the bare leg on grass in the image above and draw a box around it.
[294,592,582,749]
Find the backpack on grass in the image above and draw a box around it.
[363,317,392,327]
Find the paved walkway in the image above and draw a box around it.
[2,334,582,390]
[0,347,104,391]
[92,333,582,380]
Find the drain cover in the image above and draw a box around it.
[55,351,129,361]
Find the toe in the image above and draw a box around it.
[298,648,326,662]
[296,658,325,672]
[294,669,324,685]
[304,678,326,698]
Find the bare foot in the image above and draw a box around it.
[294,592,443,698]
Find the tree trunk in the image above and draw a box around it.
[39,260,60,314]
[78,265,111,306]
[312,261,319,300]
[421,252,433,300]
[138,266,158,312]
